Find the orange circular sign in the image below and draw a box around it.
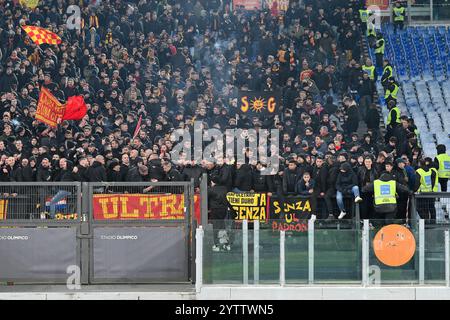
[373,224,416,267]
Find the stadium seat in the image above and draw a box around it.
[380,26,449,149]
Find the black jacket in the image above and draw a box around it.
[296,178,315,196]
[325,163,339,192]
[126,166,145,182]
[164,167,182,182]
[87,161,107,182]
[53,162,74,181]
[18,165,35,182]
[358,166,379,189]
[252,169,275,192]
[209,164,233,191]
[36,165,52,182]
[365,107,380,130]
[148,159,165,181]
[358,78,375,97]
[234,164,253,191]
[107,168,122,182]
[282,167,301,195]
[119,164,130,181]
[336,163,358,193]
[181,165,205,188]
[312,165,328,193]
[72,166,89,182]
[208,185,228,209]
[3,165,21,182]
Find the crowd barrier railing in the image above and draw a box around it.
[1,181,450,286]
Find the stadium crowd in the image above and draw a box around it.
[0,0,442,222]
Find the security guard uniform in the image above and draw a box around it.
[393,4,406,32]
[436,154,450,179]
[360,8,369,31]
[375,36,385,68]
[362,64,376,81]
[415,167,438,222]
[385,80,400,102]
[374,179,397,212]
[387,105,401,126]
[435,148,450,191]
[381,63,393,87]
[367,24,376,37]
[363,173,410,225]
[416,168,439,192]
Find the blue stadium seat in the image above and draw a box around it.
[390,26,450,148]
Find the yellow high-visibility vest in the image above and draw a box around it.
[374,180,397,206]
[393,7,405,22]
[367,25,376,37]
[385,83,399,100]
[375,39,385,54]
[436,154,450,178]
[416,168,438,192]
[387,106,401,124]
[360,9,369,23]
[362,65,376,80]
[383,65,393,80]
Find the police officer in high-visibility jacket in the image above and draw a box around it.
[385,100,401,143]
[387,100,401,127]
[385,78,400,104]
[415,158,438,223]
[434,144,450,192]
[367,13,377,47]
[362,58,377,82]
[363,173,410,225]
[393,1,406,33]
[374,33,385,69]
[381,59,394,88]
[359,7,369,35]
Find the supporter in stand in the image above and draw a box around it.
[0,0,426,222]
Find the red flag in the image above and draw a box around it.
[133,115,142,139]
[62,96,87,121]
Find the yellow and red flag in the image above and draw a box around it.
[21,25,62,46]
[36,87,65,128]
[19,0,40,9]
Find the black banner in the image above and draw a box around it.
[238,91,281,116]
[226,192,269,222]
[269,196,315,232]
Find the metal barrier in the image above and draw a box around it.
[414,193,450,224]
[0,181,198,285]
[87,182,196,284]
[0,181,449,286]
[0,182,82,220]
[197,218,450,287]
[0,182,82,284]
